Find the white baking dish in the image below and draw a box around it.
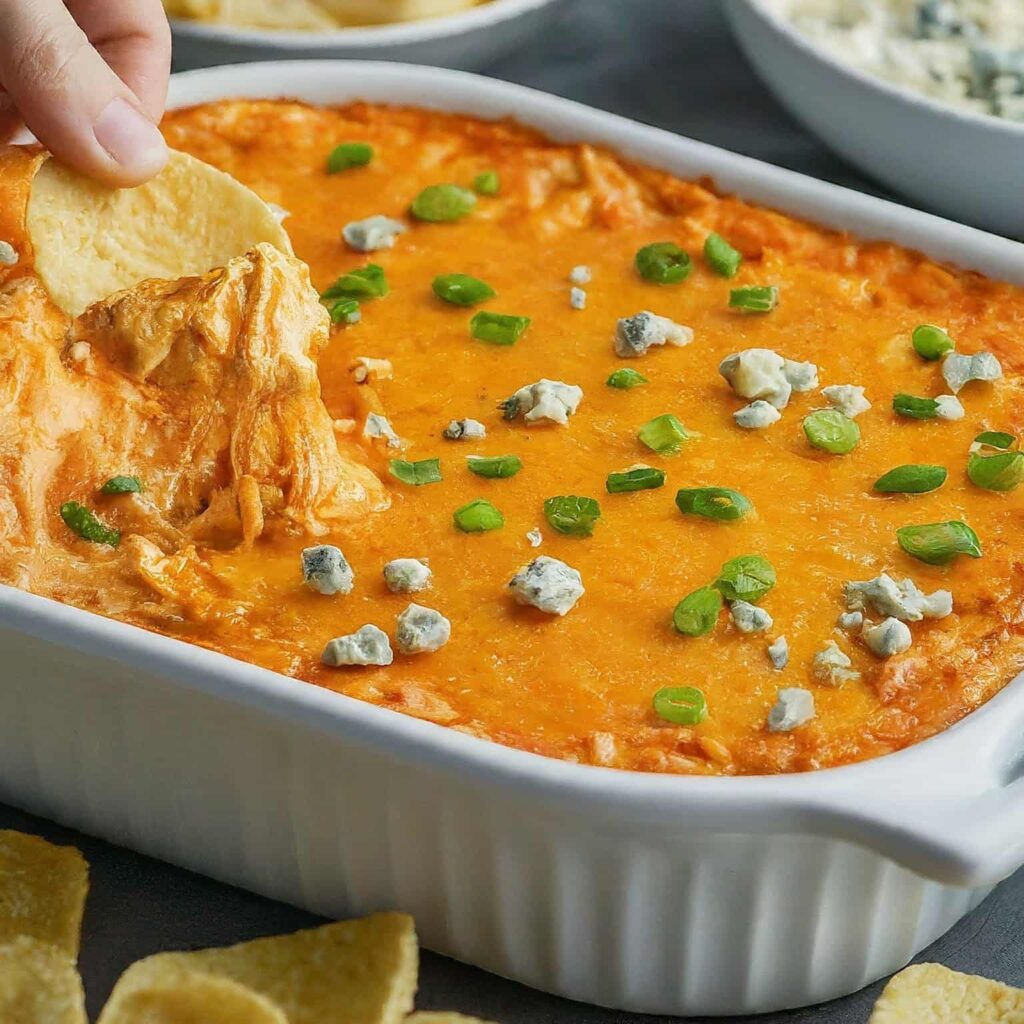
[169,0,570,71]
[2,62,1024,1017]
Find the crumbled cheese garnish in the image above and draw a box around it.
[719,348,792,409]
[395,603,451,654]
[508,556,584,616]
[942,351,1003,393]
[363,412,403,448]
[935,393,966,420]
[845,573,953,622]
[768,636,790,670]
[322,625,393,667]
[734,400,783,430]
[502,379,583,426]
[0,241,18,266]
[383,558,432,594]
[813,640,861,686]
[822,384,871,418]
[342,215,407,252]
[767,687,816,732]
[350,356,393,383]
[569,264,592,285]
[837,610,864,631]
[333,418,357,434]
[570,287,587,310]
[783,359,820,392]
[614,311,694,358]
[731,600,774,634]
[267,203,290,224]
[443,418,487,441]
[526,527,543,548]
[863,616,913,658]
[69,341,91,363]
[301,545,354,596]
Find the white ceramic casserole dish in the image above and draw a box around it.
[168,0,570,71]
[2,61,1024,1017]
[724,0,1024,239]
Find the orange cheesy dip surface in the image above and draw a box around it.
[2,99,1023,776]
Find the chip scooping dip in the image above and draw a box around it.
[0,936,87,1024]
[0,830,89,958]
[869,962,1024,1023]
[98,964,289,1024]
[26,150,292,316]
[98,912,419,1024]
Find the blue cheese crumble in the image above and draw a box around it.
[509,556,584,616]
[383,558,432,594]
[363,412,403,448]
[942,351,1003,393]
[502,379,583,426]
[569,265,592,285]
[301,545,354,596]
[443,418,487,440]
[935,393,966,420]
[570,287,587,310]
[845,573,953,621]
[395,603,451,654]
[767,687,816,732]
[0,241,18,267]
[322,624,393,667]
[862,616,913,658]
[768,635,790,670]
[342,215,407,252]
[734,400,783,429]
[720,348,814,409]
[812,640,861,686]
[615,311,694,358]
[822,384,871,418]
[731,600,774,633]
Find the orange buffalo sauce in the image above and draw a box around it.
[7,100,1024,776]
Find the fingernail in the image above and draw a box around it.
[94,98,168,182]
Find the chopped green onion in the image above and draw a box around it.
[672,586,723,638]
[327,298,361,325]
[874,465,948,494]
[433,274,496,307]
[974,431,1016,450]
[453,499,504,533]
[60,501,120,548]
[638,414,693,455]
[653,686,708,725]
[606,467,665,494]
[467,455,522,479]
[470,311,531,346]
[803,409,860,454]
[703,233,742,277]
[675,487,753,522]
[897,521,982,565]
[100,476,142,495]
[729,285,778,313]
[321,264,388,301]
[912,324,955,361]
[327,142,373,174]
[968,451,1024,492]
[635,242,692,285]
[473,170,500,196]
[543,495,601,537]
[389,458,443,486]
[893,394,940,420]
[715,555,776,604]
[411,184,477,223]
[606,368,648,389]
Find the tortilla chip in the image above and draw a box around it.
[408,1014,499,1024]
[26,150,292,316]
[99,913,418,1024]
[0,830,88,958]
[869,963,1024,1023]
[98,963,288,1024]
[0,936,87,1024]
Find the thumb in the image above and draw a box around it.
[0,0,168,187]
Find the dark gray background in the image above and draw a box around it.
[3,1,1021,1020]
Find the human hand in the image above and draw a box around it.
[0,1,171,187]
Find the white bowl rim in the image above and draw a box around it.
[734,0,1024,138]
[168,0,562,48]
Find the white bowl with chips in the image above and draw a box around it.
[3,61,1024,1017]
[723,0,1024,239]
[169,0,570,71]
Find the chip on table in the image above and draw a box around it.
[98,912,419,1024]
[0,829,88,958]
[0,935,87,1024]
[869,962,1024,1023]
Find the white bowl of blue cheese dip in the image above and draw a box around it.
[725,0,1024,237]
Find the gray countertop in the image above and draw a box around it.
[3,1,1021,1020]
